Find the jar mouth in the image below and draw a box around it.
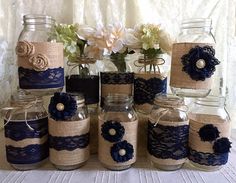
[154,94,184,108]
[23,14,55,25]
[68,92,85,105]
[195,95,225,107]
[11,90,42,106]
[104,94,132,105]
[181,18,212,29]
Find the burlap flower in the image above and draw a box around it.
[29,53,49,71]
[15,41,35,57]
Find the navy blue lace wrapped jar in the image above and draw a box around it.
[98,94,138,170]
[16,15,64,96]
[188,96,231,171]
[170,19,220,98]
[148,94,189,170]
[48,92,90,170]
[3,91,48,170]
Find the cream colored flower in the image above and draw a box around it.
[29,53,49,71]
[15,41,35,57]
[158,29,173,55]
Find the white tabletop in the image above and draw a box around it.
[0,130,236,183]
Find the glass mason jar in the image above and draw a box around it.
[98,94,138,170]
[48,92,90,170]
[16,14,64,96]
[3,90,48,170]
[188,96,231,171]
[148,94,189,171]
[170,19,220,97]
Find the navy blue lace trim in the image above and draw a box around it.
[101,72,134,84]
[188,148,229,166]
[4,117,48,141]
[6,142,49,164]
[134,77,167,105]
[148,121,189,160]
[49,133,89,151]
[18,67,64,89]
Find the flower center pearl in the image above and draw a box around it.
[196,59,206,69]
[56,103,65,111]
[119,149,126,156]
[109,128,116,136]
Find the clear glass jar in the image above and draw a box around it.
[98,94,138,170]
[188,96,231,171]
[48,93,90,170]
[3,90,48,170]
[170,19,218,97]
[148,94,189,171]
[16,14,64,96]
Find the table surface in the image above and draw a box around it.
[0,130,236,183]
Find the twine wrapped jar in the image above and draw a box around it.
[148,94,189,170]
[98,94,138,170]
[2,91,48,170]
[48,92,90,170]
[170,19,220,98]
[188,96,231,171]
[16,15,64,96]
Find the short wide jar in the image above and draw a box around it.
[148,94,189,170]
[98,94,138,170]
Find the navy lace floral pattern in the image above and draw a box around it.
[188,148,229,166]
[48,92,77,121]
[134,77,167,105]
[101,72,134,84]
[4,117,48,141]
[148,121,189,160]
[49,133,89,151]
[6,142,49,164]
[181,46,220,81]
[110,140,134,163]
[18,67,64,89]
[101,120,125,142]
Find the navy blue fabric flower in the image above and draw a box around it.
[198,124,220,142]
[48,92,77,121]
[101,120,125,142]
[110,140,134,163]
[213,137,232,154]
[181,46,220,81]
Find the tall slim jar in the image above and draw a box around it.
[16,15,64,96]
[170,19,220,97]
[48,92,90,170]
[188,96,231,171]
[98,94,138,170]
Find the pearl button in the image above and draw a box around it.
[56,103,65,111]
[109,128,116,136]
[196,59,206,69]
[119,149,126,156]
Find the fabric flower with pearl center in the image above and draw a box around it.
[110,140,134,163]
[48,92,77,121]
[181,45,220,81]
[101,120,125,142]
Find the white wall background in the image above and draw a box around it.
[0,0,236,127]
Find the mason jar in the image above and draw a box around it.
[16,14,64,96]
[3,90,48,170]
[48,92,90,170]
[98,94,138,170]
[188,96,231,171]
[170,19,220,97]
[148,94,189,170]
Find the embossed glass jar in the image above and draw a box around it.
[188,96,231,171]
[16,14,64,96]
[170,19,219,97]
[3,91,48,170]
[48,93,90,170]
[98,94,138,170]
[148,94,189,170]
